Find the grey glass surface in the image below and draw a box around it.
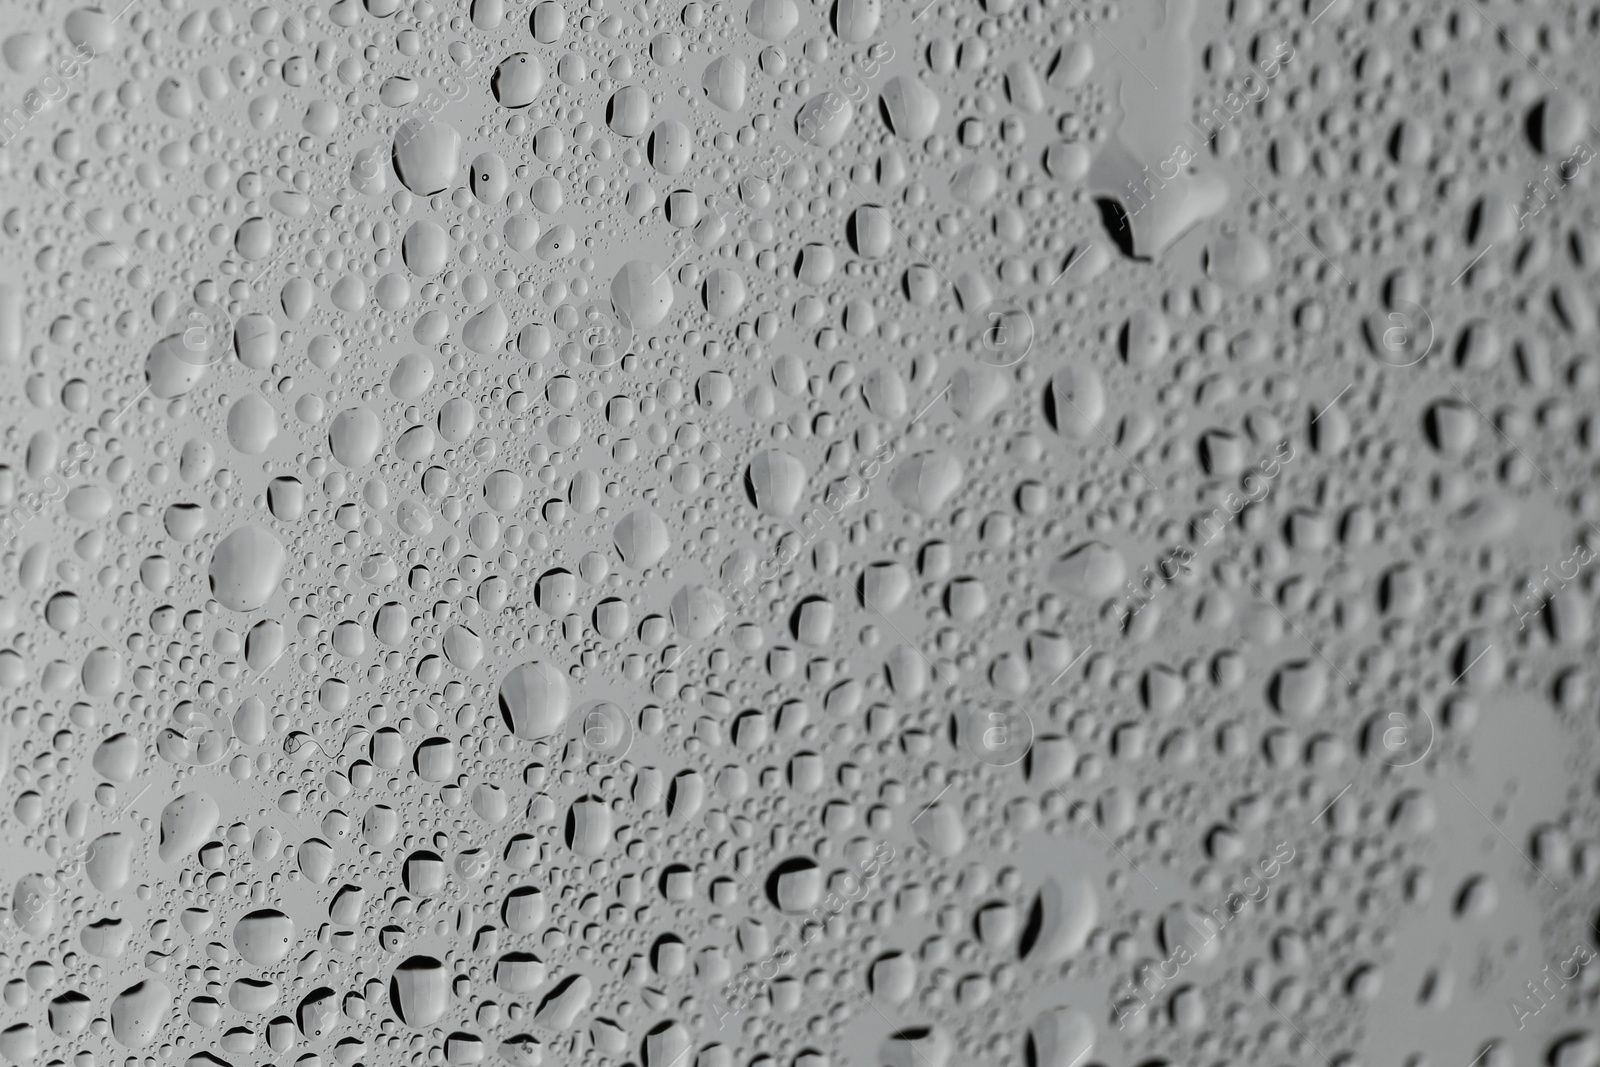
[2,0,1599,1064]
